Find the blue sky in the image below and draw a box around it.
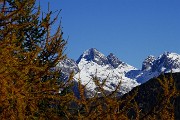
[40,0,180,69]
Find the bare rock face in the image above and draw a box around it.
[76,48,109,66]
[107,53,123,68]
[142,55,156,71]
[56,58,79,75]
[151,52,180,73]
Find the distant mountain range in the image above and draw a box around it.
[56,48,180,97]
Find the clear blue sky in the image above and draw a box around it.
[39,0,180,69]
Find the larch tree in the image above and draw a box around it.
[0,0,178,120]
[0,0,74,119]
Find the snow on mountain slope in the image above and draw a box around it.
[56,58,79,75]
[131,52,180,83]
[56,49,180,97]
[142,55,156,71]
[77,48,109,65]
[152,52,180,73]
[74,48,139,97]
[56,58,79,81]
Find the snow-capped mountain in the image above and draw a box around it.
[74,48,139,97]
[57,49,180,97]
[56,58,79,81]
[152,52,180,73]
[131,52,180,83]
[142,55,156,71]
[56,58,79,74]
[107,53,123,68]
[76,48,109,66]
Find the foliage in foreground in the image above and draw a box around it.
[0,0,73,119]
[72,73,178,120]
[0,0,178,119]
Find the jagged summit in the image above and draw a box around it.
[76,48,109,65]
[57,49,180,97]
[56,58,79,75]
[152,52,180,72]
[77,48,129,68]
[141,52,180,72]
[74,48,139,97]
[142,55,156,71]
[135,52,180,83]
[107,53,123,68]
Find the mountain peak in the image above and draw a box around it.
[83,48,100,58]
[56,58,79,74]
[161,52,179,58]
[142,55,156,71]
[107,53,123,68]
[152,52,180,72]
[76,48,109,65]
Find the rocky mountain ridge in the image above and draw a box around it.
[56,48,180,97]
